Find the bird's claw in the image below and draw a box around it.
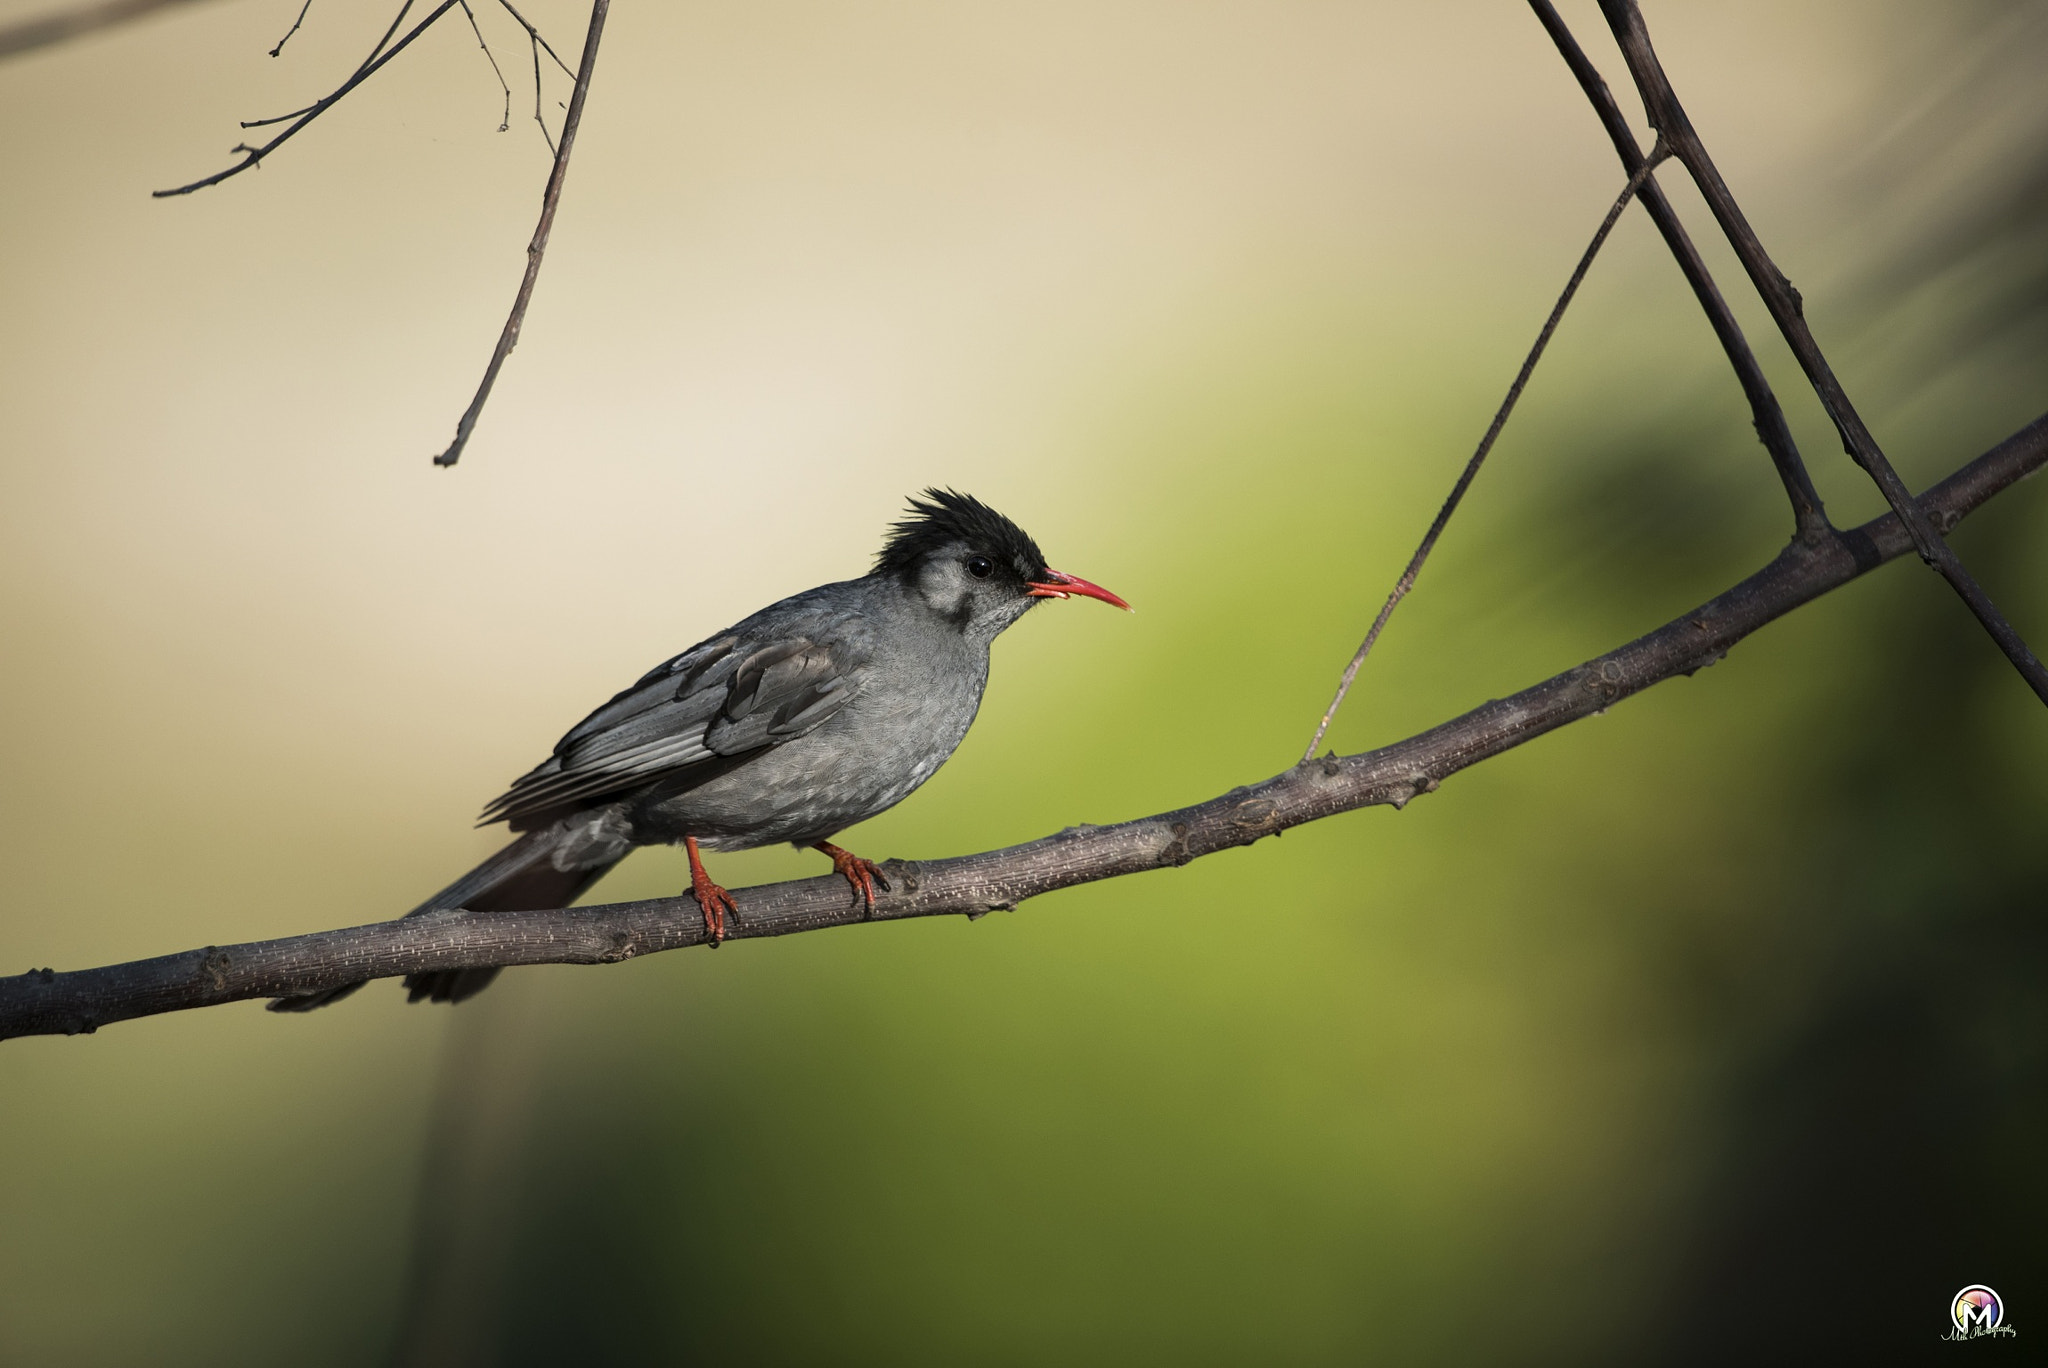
[684,834,737,945]
[691,872,738,944]
[816,842,889,913]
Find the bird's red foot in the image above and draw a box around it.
[685,835,737,944]
[814,840,890,913]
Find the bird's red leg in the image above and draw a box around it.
[813,840,890,913]
[685,836,737,944]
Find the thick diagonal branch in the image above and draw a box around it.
[1527,0,1824,536]
[1595,0,2048,704]
[6,411,2042,1041]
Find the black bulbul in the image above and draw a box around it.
[273,489,1128,1011]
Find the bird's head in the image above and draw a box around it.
[872,488,1129,641]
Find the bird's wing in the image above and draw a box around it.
[703,636,859,755]
[479,618,866,827]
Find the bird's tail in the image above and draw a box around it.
[268,823,626,1013]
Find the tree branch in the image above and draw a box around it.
[432,0,609,468]
[1595,0,2048,705]
[8,411,2042,1041]
[151,1,461,199]
[1526,0,1826,537]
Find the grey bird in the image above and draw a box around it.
[272,489,1128,1011]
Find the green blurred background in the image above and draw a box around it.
[1,1,2043,1362]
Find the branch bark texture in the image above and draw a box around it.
[7,413,2042,1040]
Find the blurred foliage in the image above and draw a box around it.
[1,2,2044,1365]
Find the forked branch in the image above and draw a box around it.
[152,1,461,198]
[1526,0,1824,536]
[1591,0,2048,704]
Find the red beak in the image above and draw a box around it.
[1025,568,1132,612]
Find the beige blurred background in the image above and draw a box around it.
[2,1,2044,1363]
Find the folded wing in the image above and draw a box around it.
[480,622,865,829]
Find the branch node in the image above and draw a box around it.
[1230,798,1278,829]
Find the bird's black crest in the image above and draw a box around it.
[872,488,1047,580]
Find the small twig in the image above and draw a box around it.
[237,5,419,138]
[433,0,610,468]
[495,0,575,78]
[152,1,459,198]
[240,102,317,129]
[1596,0,2048,706]
[456,0,512,133]
[0,0,213,61]
[1527,0,1825,537]
[525,36,557,155]
[1302,149,1669,762]
[9,411,2043,1040]
[496,0,570,153]
[489,0,580,154]
[268,0,314,57]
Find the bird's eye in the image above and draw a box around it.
[965,555,994,579]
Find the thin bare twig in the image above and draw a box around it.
[433,0,610,468]
[268,0,314,57]
[456,0,513,133]
[152,1,459,198]
[496,0,574,153]
[496,0,576,78]
[7,412,2042,1039]
[1596,0,2048,706]
[243,1,414,129]
[239,102,319,130]
[0,0,214,61]
[1302,149,1669,762]
[357,0,416,72]
[525,38,557,155]
[1526,0,1826,537]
